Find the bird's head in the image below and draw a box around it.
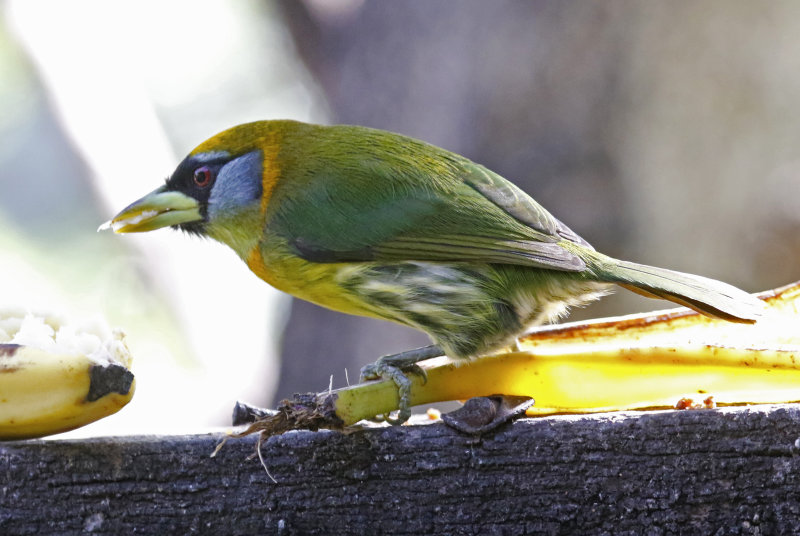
[103,121,288,254]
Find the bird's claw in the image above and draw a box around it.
[405,363,428,384]
[360,361,415,424]
[359,361,432,425]
[359,344,442,425]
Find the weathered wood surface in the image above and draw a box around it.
[3,406,800,535]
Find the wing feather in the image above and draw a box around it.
[269,125,590,271]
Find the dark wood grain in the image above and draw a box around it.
[3,406,800,535]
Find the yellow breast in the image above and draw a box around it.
[246,240,387,320]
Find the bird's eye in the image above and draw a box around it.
[193,166,214,188]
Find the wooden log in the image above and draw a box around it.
[2,405,800,534]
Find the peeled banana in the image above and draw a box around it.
[0,312,135,440]
[236,280,800,437]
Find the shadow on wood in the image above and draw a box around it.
[2,405,800,534]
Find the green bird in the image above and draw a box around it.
[105,120,763,423]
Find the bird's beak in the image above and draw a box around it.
[99,187,202,233]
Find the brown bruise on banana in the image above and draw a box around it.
[0,344,21,358]
[0,344,22,373]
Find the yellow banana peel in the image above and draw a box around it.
[516,281,800,416]
[238,280,800,437]
[0,314,135,440]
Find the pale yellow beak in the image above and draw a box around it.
[99,187,202,233]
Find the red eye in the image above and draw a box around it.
[193,166,213,188]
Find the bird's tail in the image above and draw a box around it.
[593,256,764,323]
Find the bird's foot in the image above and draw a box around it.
[359,344,443,425]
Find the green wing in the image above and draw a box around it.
[267,126,589,272]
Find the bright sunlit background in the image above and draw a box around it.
[1,0,328,435]
[2,1,800,437]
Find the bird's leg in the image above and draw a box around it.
[360,344,444,425]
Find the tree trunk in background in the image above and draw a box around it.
[272,0,800,402]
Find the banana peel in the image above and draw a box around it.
[0,314,135,440]
[236,281,800,438]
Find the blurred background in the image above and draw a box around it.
[1,0,797,435]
